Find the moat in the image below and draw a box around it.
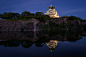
[0,30,86,57]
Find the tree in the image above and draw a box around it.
[0,12,20,19]
[44,15,50,20]
[13,13,20,19]
[0,14,3,19]
[31,13,35,17]
[3,12,14,19]
[3,12,9,19]
[31,13,35,16]
[69,16,77,20]
[21,11,31,16]
[69,16,81,20]
[35,12,44,16]
[7,12,15,19]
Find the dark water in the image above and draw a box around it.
[0,30,86,57]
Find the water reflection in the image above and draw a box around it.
[0,30,86,57]
[0,30,84,48]
[46,40,59,52]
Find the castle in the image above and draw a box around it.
[45,5,59,18]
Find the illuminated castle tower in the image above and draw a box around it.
[45,5,59,18]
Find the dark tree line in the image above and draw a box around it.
[0,11,86,22]
[62,16,86,22]
[0,12,20,19]
[0,11,50,22]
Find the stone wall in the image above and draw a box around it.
[0,18,84,31]
[0,19,39,31]
[67,20,83,30]
[46,18,67,24]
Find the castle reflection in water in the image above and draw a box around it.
[46,40,59,52]
[0,30,85,51]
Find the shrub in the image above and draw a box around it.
[43,24,49,29]
[80,19,86,22]
[39,25,42,29]
[66,23,71,29]
[36,23,38,26]
[59,22,66,29]
[26,22,33,25]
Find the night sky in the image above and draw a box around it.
[0,0,86,19]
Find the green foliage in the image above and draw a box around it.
[26,22,33,25]
[21,11,31,16]
[60,22,66,29]
[0,12,20,19]
[60,22,65,25]
[66,23,75,30]
[35,15,48,22]
[36,23,38,26]
[81,24,84,29]
[0,11,33,20]
[49,21,60,29]
[66,23,71,29]
[39,25,42,29]
[43,24,49,29]
[35,12,44,16]
[34,12,50,22]
[44,15,50,20]
[0,11,51,22]
[62,16,69,18]
[0,14,3,19]
[80,19,86,22]
[39,17,46,22]
[68,16,81,20]
[38,24,49,29]
[0,11,86,24]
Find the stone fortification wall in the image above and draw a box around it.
[46,18,67,24]
[67,20,82,30]
[0,19,38,31]
[0,18,84,31]
[0,18,68,31]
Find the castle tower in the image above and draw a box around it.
[45,5,59,18]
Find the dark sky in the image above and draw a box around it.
[0,0,86,19]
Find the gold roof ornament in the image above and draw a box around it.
[50,5,52,7]
[49,5,55,9]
